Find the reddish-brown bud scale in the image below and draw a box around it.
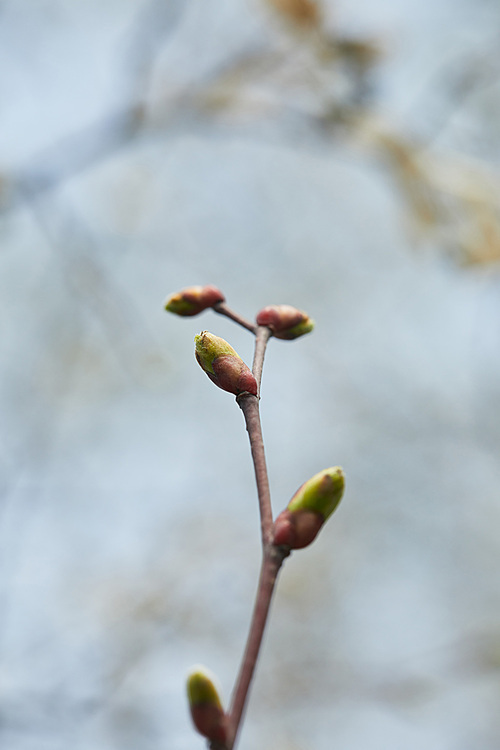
[211,355,258,395]
[273,508,324,549]
[190,704,228,745]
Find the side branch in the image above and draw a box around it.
[213,302,257,333]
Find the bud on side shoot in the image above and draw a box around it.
[256,304,314,339]
[187,666,227,744]
[195,331,258,396]
[273,467,345,549]
[165,285,225,317]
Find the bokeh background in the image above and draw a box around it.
[2,1,500,748]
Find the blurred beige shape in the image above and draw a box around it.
[266,0,322,27]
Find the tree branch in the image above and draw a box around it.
[224,324,286,749]
[213,302,257,334]
[236,394,274,546]
[226,545,288,750]
[251,326,272,395]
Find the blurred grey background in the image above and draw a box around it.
[1,1,500,748]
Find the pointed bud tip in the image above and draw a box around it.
[187,666,223,708]
[194,331,238,374]
[274,467,345,549]
[288,466,345,520]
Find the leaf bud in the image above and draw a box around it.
[187,666,227,745]
[256,304,314,339]
[195,331,258,396]
[165,285,225,317]
[273,467,345,549]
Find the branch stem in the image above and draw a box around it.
[212,313,280,750]
[236,394,274,545]
[226,545,288,750]
[251,326,272,395]
[228,324,283,749]
[213,302,257,333]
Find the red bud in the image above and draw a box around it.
[256,305,314,340]
[165,285,225,316]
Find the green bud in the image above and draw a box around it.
[195,331,258,396]
[194,331,240,375]
[187,666,227,744]
[187,666,224,708]
[273,467,345,549]
[288,466,345,520]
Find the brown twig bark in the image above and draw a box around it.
[213,302,257,334]
[251,326,272,395]
[225,326,286,749]
[191,307,283,748]
[236,394,274,546]
[225,544,288,750]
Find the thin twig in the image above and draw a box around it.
[226,325,285,749]
[236,394,274,545]
[213,302,257,333]
[226,545,288,750]
[252,326,272,395]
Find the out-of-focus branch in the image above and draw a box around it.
[3,0,499,265]
[4,106,143,211]
[121,0,187,102]
[2,0,188,213]
[24,193,168,381]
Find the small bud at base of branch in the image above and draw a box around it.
[187,667,228,745]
